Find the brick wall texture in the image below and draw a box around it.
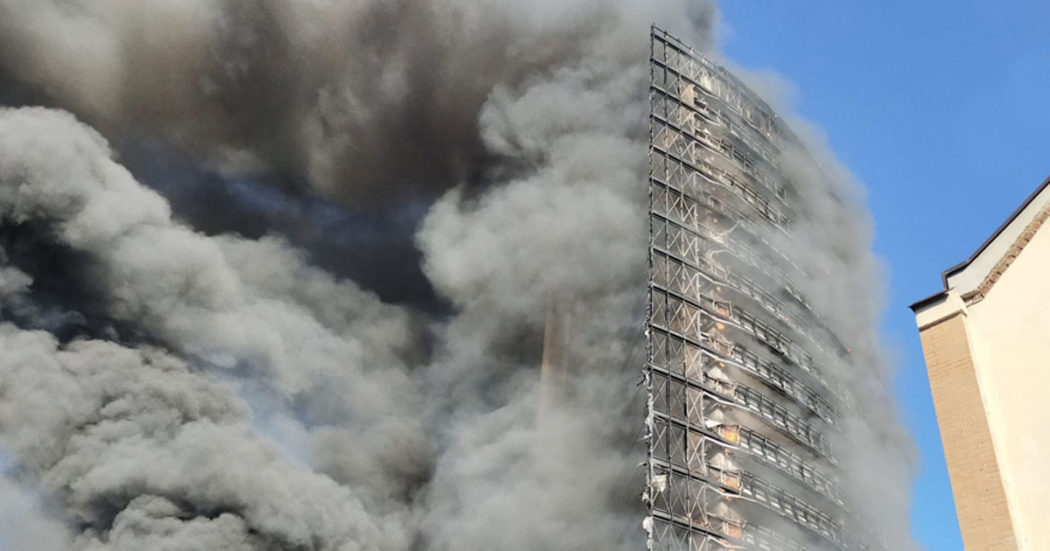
[919,314,1017,550]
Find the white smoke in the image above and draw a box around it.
[0,2,914,550]
[0,476,72,551]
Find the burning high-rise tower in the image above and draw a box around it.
[644,27,877,551]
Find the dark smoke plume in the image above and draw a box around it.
[0,1,913,550]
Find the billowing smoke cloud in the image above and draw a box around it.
[0,108,422,549]
[0,0,712,311]
[0,475,72,551]
[0,0,714,204]
[0,1,913,550]
[770,124,917,547]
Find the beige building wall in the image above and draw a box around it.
[962,221,1050,550]
[914,184,1050,551]
[917,314,1017,550]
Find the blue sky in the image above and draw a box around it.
[714,2,1050,549]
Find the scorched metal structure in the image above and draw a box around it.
[643,27,873,551]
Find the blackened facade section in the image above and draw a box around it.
[643,27,868,551]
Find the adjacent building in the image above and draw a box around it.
[910,177,1050,551]
[644,27,872,551]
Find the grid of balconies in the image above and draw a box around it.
[650,238,847,405]
[645,25,868,551]
[650,281,839,404]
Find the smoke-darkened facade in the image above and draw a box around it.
[644,27,873,551]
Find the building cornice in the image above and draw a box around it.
[963,201,1050,304]
[912,175,1050,312]
[941,175,1050,288]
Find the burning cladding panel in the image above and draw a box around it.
[644,28,870,551]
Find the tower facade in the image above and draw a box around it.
[644,27,867,551]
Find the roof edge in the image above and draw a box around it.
[940,174,1050,288]
[909,290,948,312]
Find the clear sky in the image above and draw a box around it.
[715,2,1050,550]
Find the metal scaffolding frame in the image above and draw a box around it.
[644,27,875,551]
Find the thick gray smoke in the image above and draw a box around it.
[0,1,913,550]
[770,119,917,549]
[0,0,714,205]
[0,108,421,549]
